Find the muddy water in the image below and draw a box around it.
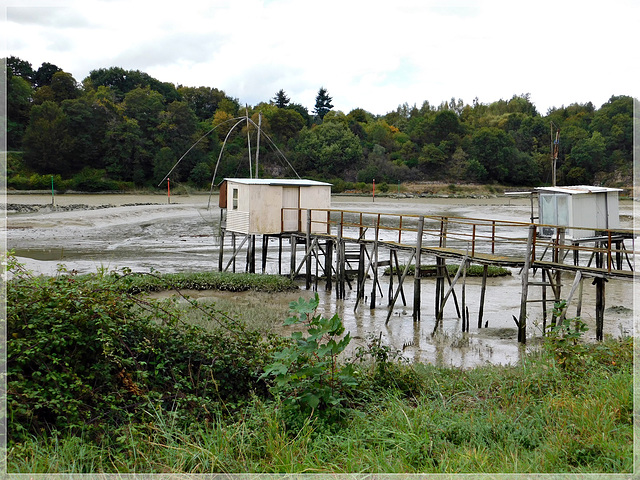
[5,192,637,368]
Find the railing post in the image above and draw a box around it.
[471,224,476,257]
[491,221,496,254]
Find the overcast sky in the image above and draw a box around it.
[3,0,638,116]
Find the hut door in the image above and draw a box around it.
[282,187,300,231]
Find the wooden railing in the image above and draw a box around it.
[281,207,637,277]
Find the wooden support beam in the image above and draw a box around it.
[559,270,583,322]
[325,239,333,291]
[594,277,606,341]
[306,210,312,290]
[385,249,416,325]
[478,264,488,328]
[224,234,248,272]
[261,234,269,274]
[433,254,469,334]
[218,229,225,272]
[517,224,536,344]
[413,216,424,322]
[290,234,297,280]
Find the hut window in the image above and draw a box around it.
[232,188,238,210]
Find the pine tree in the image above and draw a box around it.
[273,89,290,108]
[313,87,333,120]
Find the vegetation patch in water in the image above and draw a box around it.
[384,263,511,277]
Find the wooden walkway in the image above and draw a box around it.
[219,207,637,343]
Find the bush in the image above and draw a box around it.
[6,259,278,444]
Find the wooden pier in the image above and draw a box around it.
[218,208,637,343]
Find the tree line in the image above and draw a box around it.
[5,56,634,191]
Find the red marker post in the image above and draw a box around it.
[372,178,375,202]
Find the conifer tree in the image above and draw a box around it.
[273,89,290,108]
[313,87,333,120]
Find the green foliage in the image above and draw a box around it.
[544,301,590,371]
[384,263,511,277]
[261,294,357,426]
[103,270,298,294]
[6,258,279,444]
[7,54,634,189]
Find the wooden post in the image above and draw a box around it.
[261,235,269,273]
[232,232,236,273]
[306,210,312,290]
[594,277,606,341]
[386,249,415,324]
[478,264,488,328]
[218,229,225,272]
[290,234,297,280]
[518,224,536,344]
[278,236,283,275]
[370,216,380,309]
[357,245,365,300]
[461,259,468,332]
[325,239,333,291]
[541,268,547,332]
[413,216,424,321]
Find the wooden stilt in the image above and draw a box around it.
[370,218,380,309]
[290,234,297,279]
[392,250,407,306]
[386,249,416,324]
[261,235,269,274]
[517,224,536,344]
[444,262,462,319]
[594,277,606,341]
[357,244,365,300]
[232,233,237,273]
[478,264,488,328]
[559,271,582,322]
[433,255,468,334]
[413,216,424,322]
[218,229,225,272]
[576,273,584,318]
[461,259,468,332]
[541,268,548,332]
[306,210,312,290]
[325,240,333,291]
[278,236,283,275]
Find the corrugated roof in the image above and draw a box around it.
[535,185,622,195]
[224,178,332,187]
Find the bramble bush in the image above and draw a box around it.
[6,258,281,444]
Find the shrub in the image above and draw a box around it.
[6,259,277,444]
[261,294,357,428]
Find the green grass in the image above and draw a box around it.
[8,338,632,474]
[6,259,632,474]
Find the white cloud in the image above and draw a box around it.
[3,0,638,115]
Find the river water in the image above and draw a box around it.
[5,192,638,368]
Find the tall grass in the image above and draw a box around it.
[9,338,632,474]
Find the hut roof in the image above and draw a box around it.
[535,185,622,195]
[224,178,331,187]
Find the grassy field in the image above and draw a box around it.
[6,266,633,474]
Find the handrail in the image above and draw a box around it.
[279,206,637,275]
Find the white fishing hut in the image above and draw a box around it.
[219,178,332,235]
[535,185,622,239]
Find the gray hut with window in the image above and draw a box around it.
[536,185,622,238]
